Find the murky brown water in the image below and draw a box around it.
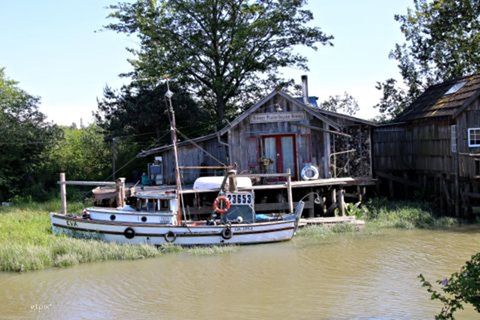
[1,228,479,320]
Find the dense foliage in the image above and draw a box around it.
[47,125,112,181]
[95,82,211,147]
[105,0,333,127]
[0,68,61,201]
[419,252,480,319]
[376,0,480,119]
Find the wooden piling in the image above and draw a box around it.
[228,170,237,192]
[389,179,394,198]
[287,168,293,213]
[60,172,67,214]
[116,178,126,208]
[338,189,346,216]
[308,191,315,218]
[403,172,409,197]
[329,188,337,216]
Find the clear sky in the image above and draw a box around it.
[0,0,411,125]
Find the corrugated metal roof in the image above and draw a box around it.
[395,74,480,122]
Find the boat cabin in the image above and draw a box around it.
[86,192,178,225]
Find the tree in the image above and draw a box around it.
[419,252,480,319]
[47,125,112,182]
[318,92,359,116]
[105,0,333,127]
[376,0,480,119]
[0,68,61,200]
[95,82,210,148]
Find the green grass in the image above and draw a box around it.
[297,198,466,240]
[296,223,357,239]
[0,200,236,272]
[363,198,460,229]
[0,200,163,272]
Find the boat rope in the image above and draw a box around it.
[102,131,171,182]
[175,128,227,166]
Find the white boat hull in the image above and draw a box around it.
[50,213,297,246]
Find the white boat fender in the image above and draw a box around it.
[164,230,176,243]
[301,164,319,180]
[124,227,135,239]
[221,226,233,240]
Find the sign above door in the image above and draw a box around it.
[250,111,306,124]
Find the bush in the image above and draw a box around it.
[364,198,457,229]
[419,252,480,319]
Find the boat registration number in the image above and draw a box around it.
[226,192,254,206]
[66,220,78,227]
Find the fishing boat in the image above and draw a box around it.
[50,80,306,246]
[50,177,305,245]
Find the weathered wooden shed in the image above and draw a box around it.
[140,85,375,185]
[373,73,480,216]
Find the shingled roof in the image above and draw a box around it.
[395,73,480,122]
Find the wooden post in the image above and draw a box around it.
[287,168,293,213]
[330,188,337,216]
[60,172,67,214]
[389,179,394,198]
[116,178,126,208]
[322,196,327,215]
[323,122,331,178]
[338,189,346,216]
[308,191,315,218]
[228,169,237,192]
[357,185,363,203]
[403,172,409,197]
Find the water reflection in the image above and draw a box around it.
[0,228,479,319]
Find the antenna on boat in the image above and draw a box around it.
[164,78,185,225]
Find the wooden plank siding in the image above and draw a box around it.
[162,137,227,184]
[456,100,480,177]
[228,95,313,178]
[373,119,453,173]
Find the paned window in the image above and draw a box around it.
[468,128,480,147]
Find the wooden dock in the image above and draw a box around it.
[299,216,365,229]
[86,175,375,219]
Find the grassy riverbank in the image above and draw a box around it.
[0,199,239,272]
[296,198,467,239]
[0,198,473,272]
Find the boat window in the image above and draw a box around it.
[160,200,169,210]
[146,199,155,212]
[140,199,148,211]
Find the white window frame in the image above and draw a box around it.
[468,128,480,147]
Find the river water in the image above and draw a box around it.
[1,228,479,320]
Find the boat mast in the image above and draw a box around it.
[164,80,183,225]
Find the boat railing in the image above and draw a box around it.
[58,173,125,215]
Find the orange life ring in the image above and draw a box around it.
[213,195,231,214]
